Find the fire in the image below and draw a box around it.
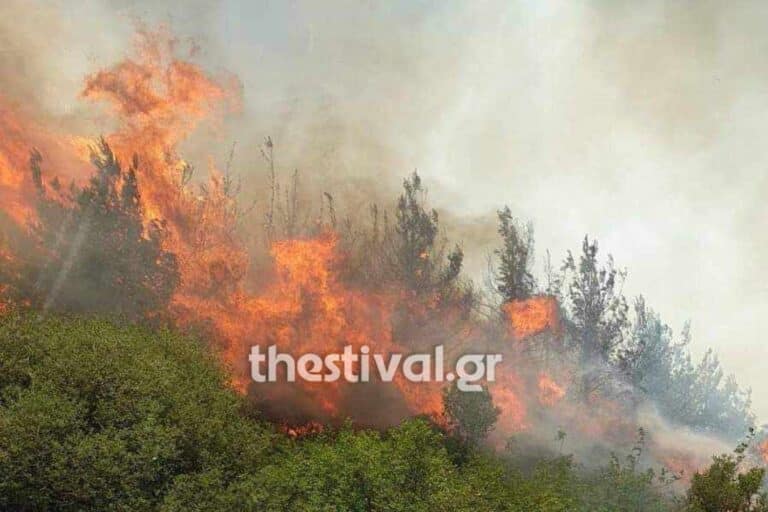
[0,98,86,227]
[0,102,41,225]
[504,296,559,340]
[491,372,528,434]
[79,29,245,305]
[538,373,566,406]
[283,421,325,439]
[0,26,576,434]
[170,233,441,423]
[760,439,768,464]
[0,26,638,446]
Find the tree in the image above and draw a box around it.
[617,297,680,396]
[580,429,676,512]
[685,432,768,512]
[26,141,179,319]
[169,419,466,512]
[443,382,500,447]
[674,348,753,438]
[563,236,628,394]
[0,311,272,511]
[618,298,753,438]
[392,172,464,295]
[494,206,536,302]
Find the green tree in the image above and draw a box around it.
[0,310,273,511]
[580,429,676,512]
[618,298,752,438]
[563,236,629,394]
[180,419,464,512]
[392,172,464,295]
[443,382,500,447]
[685,432,768,512]
[494,206,536,302]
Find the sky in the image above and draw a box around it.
[3,0,767,419]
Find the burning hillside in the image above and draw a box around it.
[0,27,759,484]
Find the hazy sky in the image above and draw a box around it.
[5,1,768,419]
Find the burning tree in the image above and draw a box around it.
[25,141,179,318]
[392,172,464,295]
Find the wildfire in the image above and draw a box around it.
[504,296,559,340]
[283,421,325,439]
[80,29,245,303]
[0,26,636,447]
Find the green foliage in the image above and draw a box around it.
[685,431,768,512]
[686,455,767,512]
[579,429,676,512]
[0,311,696,512]
[563,236,629,366]
[560,236,629,397]
[494,206,536,302]
[0,310,272,511]
[443,382,500,447]
[252,420,462,512]
[393,172,440,290]
[162,419,503,512]
[392,172,465,296]
[618,297,753,437]
[26,141,179,319]
[617,297,682,395]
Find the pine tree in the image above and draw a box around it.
[564,236,628,364]
[494,206,536,302]
[392,172,464,295]
[563,236,628,395]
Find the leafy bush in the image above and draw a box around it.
[0,310,690,512]
[0,310,272,511]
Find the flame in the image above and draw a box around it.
[79,29,245,305]
[504,296,559,340]
[0,102,41,225]
[537,373,566,406]
[491,371,528,433]
[283,421,325,439]
[0,99,86,227]
[170,233,442,423]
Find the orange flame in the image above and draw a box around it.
[537,373,566,406]
[0,99,87,227]
[504,296,559,340]
[491,372,528,434]
[760,439,768,464]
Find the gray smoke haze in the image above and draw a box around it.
[1,0,766,419]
